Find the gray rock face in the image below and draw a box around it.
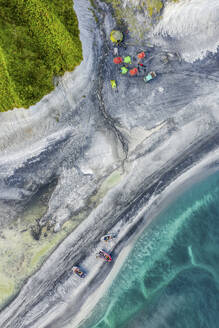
[0,0,219,327]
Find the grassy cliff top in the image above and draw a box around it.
[103,0,180,40]
[0,0,83,112]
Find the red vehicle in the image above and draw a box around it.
[96,249,112,262]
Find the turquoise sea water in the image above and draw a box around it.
[82,170,219,328]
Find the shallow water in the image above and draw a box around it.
[82,169,219,328]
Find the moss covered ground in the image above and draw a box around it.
[104,0,163,19]
[0,0,82,112]
[0,169,126,310]
[102,0,164,38]
[0,198,81,309]
[101,0,179,39]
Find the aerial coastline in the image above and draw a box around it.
[0,0,219,327]
[71,146,219,328]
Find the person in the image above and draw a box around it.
[113,47,118,56]
[137,62,146,72]
[137,52,146,71]
[74,267,81,275]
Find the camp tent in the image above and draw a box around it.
[110,30,123,43]
[121,66,128,74]
[137,51,145,59]
[129,68,138,76]
[113,57,123,64]
[124,56,132,64]
[111,80,117,88]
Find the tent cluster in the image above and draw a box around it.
[110,30,157,89]
[113,52,146,76]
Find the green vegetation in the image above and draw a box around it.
[104,0,164,18]
[145,0,163,17]
[0,199,83,309]
[0,167,126,310]
[103,0,164,37]
[90,169,123,206]
[102,0,183,39]
[0,0,82,112]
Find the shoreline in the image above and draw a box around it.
[70,147,219,328]
[38,131,219,328]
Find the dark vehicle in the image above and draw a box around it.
[72,266,86,278]
[101,233,117,242]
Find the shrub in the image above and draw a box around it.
[0,0,83,112]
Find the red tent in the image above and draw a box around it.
[137,51,145,59]
[113,57,123,64]
[129,68,138,76]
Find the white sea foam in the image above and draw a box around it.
[153,0,219,62]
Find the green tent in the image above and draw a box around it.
[124,56,131,64]
[121,66,128,74]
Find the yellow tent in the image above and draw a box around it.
[110,30,123,43]
[110,80,117,88]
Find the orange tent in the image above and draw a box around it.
[137,51,145,59]
[113,57,123,64]
[129,68,138,76]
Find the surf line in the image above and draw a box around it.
[188,245,196,265]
